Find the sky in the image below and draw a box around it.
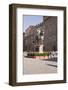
[23,15,43,32]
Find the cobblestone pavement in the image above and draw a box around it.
[23,57,57,74]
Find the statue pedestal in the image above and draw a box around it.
[39,45,43,53]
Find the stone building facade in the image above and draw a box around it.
[23,16,57,52]
[43,16,57,51]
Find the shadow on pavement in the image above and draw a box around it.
[42,58,57,62]
[47,64,57,67]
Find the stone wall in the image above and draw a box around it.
[43,16,57,51]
